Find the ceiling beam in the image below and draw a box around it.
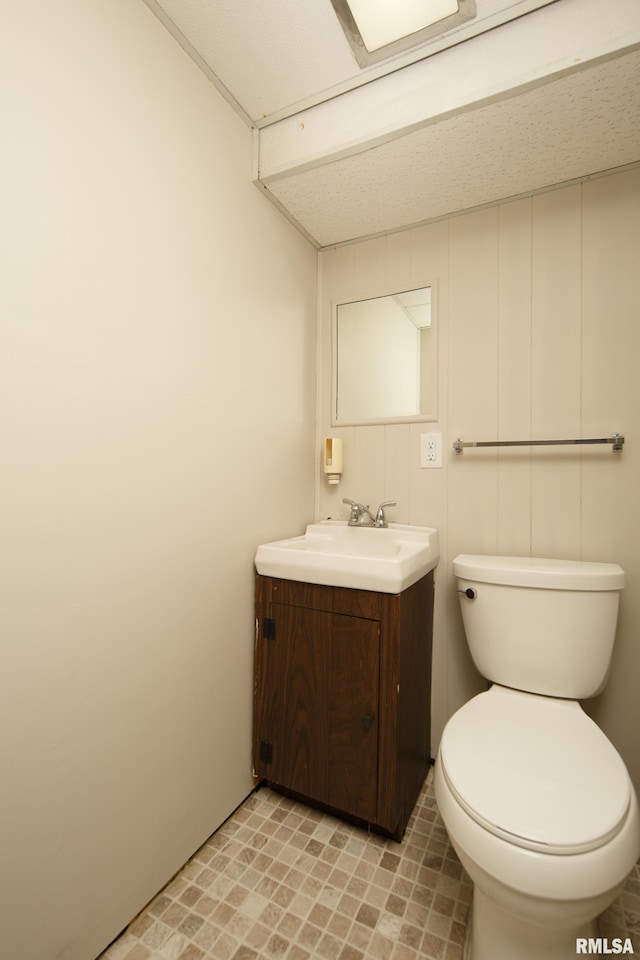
[257,0,640,183]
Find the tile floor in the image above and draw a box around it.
[99,768,640,960]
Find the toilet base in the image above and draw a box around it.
[463,885,596,960]
[462,903,472,959]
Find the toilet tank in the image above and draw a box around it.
[453,555,625,699]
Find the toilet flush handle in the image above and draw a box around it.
[457,587,477,600]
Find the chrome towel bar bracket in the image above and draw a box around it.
[453,434,625,454]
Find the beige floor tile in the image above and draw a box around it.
[99,768,639,960]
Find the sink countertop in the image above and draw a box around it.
[255,520,439,593]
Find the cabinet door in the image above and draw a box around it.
[327,614,380,822]
[257,600,380,823]
[263,603,330,803]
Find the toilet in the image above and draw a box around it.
[434,554,640,960]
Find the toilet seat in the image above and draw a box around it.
[439,685,630,855]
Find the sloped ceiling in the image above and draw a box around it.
[144,0,640,248]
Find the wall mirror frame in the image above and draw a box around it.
[331,280,438,426]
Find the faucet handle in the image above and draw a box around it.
[375,500,396,527]
[342,497,363,524]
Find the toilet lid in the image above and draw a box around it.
[440,686,631,854]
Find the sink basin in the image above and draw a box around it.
[255,520,439,593]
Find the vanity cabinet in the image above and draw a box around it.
[253,571,434,840]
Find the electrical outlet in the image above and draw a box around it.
[420,432,442,468]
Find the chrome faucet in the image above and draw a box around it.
[375,500,397,527]
[343,498,376,526]
[343,498,396,528]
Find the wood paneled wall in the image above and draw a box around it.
[318,168,640,794]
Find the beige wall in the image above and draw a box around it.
[1,2,316,959]
[318,168,640,796]
[3,5,638,958]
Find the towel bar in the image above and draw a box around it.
[453,434,624,454]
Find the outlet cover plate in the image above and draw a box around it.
[420,432,443,468]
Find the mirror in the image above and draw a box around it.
[332,284,436,424]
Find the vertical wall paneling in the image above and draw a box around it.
[580,170,640,793]
[448,208,500,560]
[530,187,583,557]
[384,423,411,523]
[351,425,387,511]
[497,198,533,554]
[385,230,416,294]
[318,170,640,792]
[446,208,501,722]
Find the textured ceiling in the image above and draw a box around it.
[145,0,547,123]
[144,0,640,248]
[268,51,640,247]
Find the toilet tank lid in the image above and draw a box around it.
[453,554,625,590]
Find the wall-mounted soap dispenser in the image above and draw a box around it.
[323,437,343,485]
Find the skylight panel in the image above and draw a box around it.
[330,0,476,67]
[347,0,461,52]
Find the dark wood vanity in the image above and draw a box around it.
[253,570,434,840]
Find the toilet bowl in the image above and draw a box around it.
[436,685,640,960]
[435,555,640,960]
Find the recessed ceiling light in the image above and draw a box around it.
[330,0,476,67]
[348,0,460,51]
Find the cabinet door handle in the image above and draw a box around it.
[360,716,373,731]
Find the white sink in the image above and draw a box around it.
[255,520,439,594]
